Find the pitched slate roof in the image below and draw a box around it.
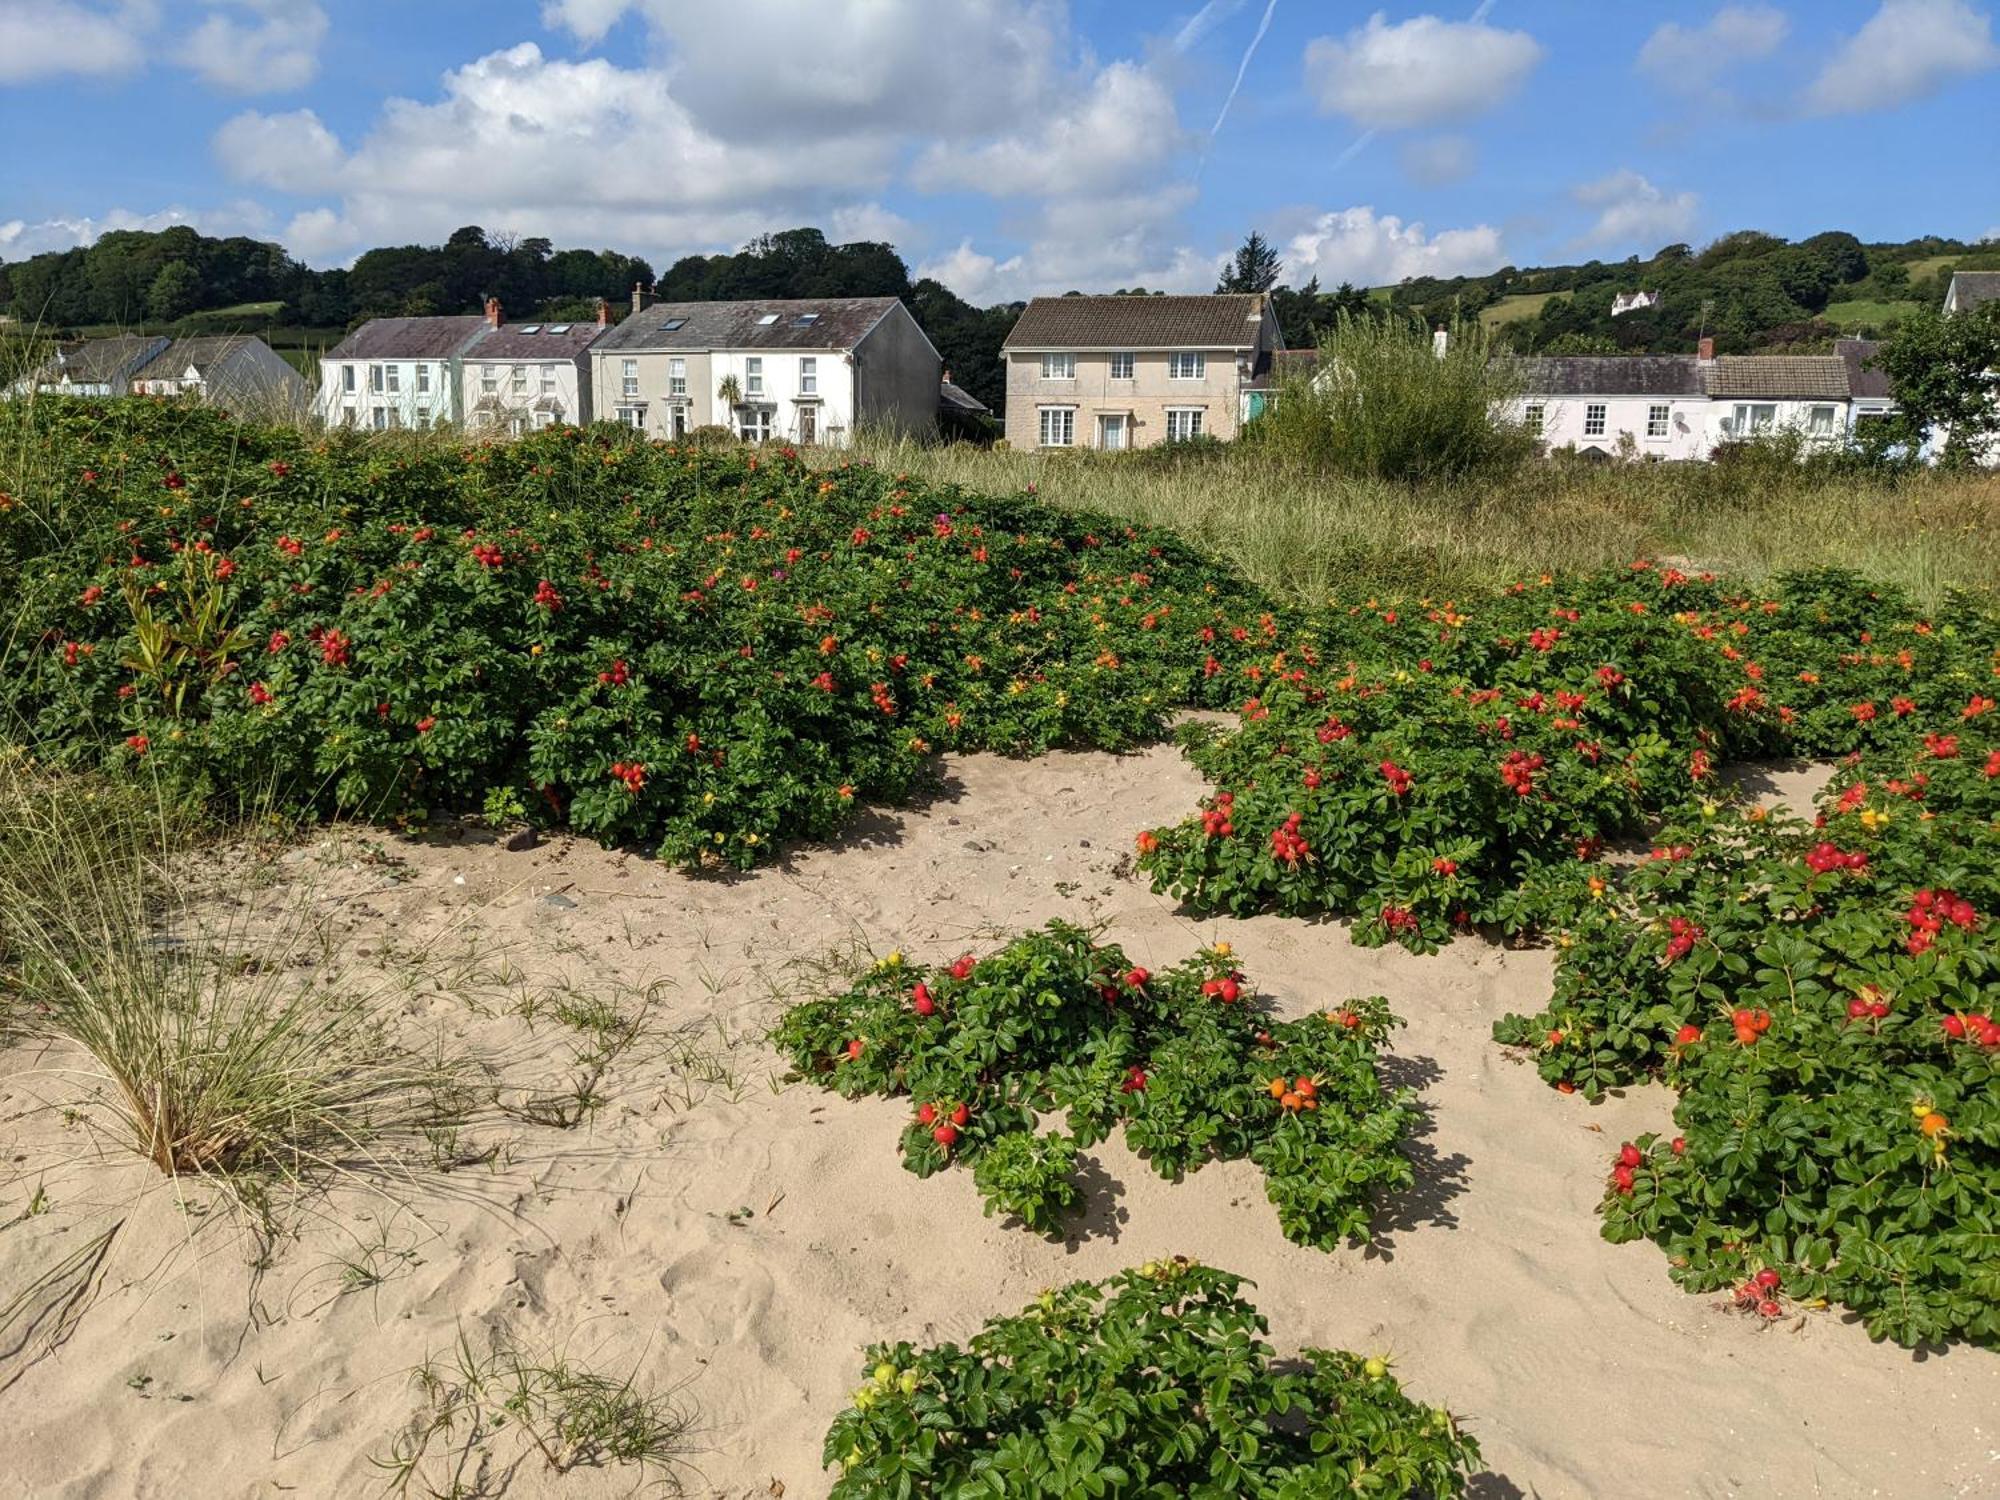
[43,334,168,384]
[462,321,607,361]
[1002,294,1271,351]
[1947,271,2000,312]
[325,316,489,361]
[592,298,900,353]
[1836,339,1894,401]
[132,335,260,383]
[939,379,989,414]
[1702,355,1850,401]
[1513,355,1704,398]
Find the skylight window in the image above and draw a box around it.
[519,324,542,334]
[756,313,780,325]
[547,324,571,333]
[659,318,687,331]
[794,312,820,327]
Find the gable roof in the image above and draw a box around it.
[462,321,607,361]
[1514,355,1704,398]
[325,316,489,361]
[1703,355,1849,401]
[592,297,901,353]
[939,378,989,414]
[132,335,263,383]
[1002,294,1272,351]
[1836,338,1894,401]
[1947,271,2000,312]
[42,334,168,385]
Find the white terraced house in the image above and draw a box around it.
[588,290,942,445]
[460,297,610,433]
[316,314,487,430]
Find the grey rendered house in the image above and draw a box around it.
[1000,293,1284,451]
[589,293,942,445]
[132,334,309,416]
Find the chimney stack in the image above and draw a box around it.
[596,297,611,329]
[1432,325,1449,360]
[632,281,657,314]
[484,296,502,328]
[1697,336,1715,361]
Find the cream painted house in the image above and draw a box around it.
[461,298,609,433]
[1000,293,1282,451]
[589,294,941,445]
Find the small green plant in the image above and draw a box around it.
[480,785,527,827]
[824,1259,1483,1496]
[970,1129,1079,1234]
[772,922,1417,1249]
[375,1328,692,1496]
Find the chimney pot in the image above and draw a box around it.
[484,296,502,328]
[1698,336,1715,361]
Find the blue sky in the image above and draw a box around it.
[2,1,1996,302]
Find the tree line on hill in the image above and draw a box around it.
[4,221,1995,418]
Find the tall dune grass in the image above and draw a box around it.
[847,436,2000,607]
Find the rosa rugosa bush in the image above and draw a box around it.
[770,922,1417,1249]
[823,1258,1483,1498]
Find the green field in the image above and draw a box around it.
[1822,298,1927,331]
[1479,291,1566,329]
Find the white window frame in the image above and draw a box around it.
[1165,407,1205,442]
[1808,404,1837,437]
[1038,406,1075,447]
[621,359,639,399]
[368,364,384,393]
[1041,353,1075,380]
[1168,352,1206,380]
[1098,413,1126,451]
[416,364,431,394]
[745,357,763,397]
[371,408,388,430]
[1584,403,1607,438]
[739,404,772,442]
[1523,403,1544,436]
[616,405,646,429]
[1646,404,1670,440]
[1733,402,1778,436]
[541,367,557,394]
[510,365,527,395]
[799,356,817,395]
[1108,352,1134,379]
[385,365,400,394]
[341,364,355,393]
[480,365,498,395]
[668,357,686,398]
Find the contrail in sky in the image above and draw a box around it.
[1173,0,1245,55]
[1208,0,1279,141]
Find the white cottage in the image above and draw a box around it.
[13,334,168,397]
[131,334,308,416]
[316,314,487,429]
[461,298,609,433]
[589,293,941,445]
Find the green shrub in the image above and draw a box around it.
[823,1259,1483,1497]
[771,922,1417,1249]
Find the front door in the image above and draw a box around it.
[799,405,817,445]
[1098,414,1125,451]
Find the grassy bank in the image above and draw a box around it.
[847,436,2000,607]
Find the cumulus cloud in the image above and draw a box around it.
[1638,5,1789,95]
[0,0,157,84]
[212,107,347,190]
[1281,206,1505,287]
[0,201,271,259]
[916,240,1028,303]
[1398,134,1476,186]
[1304,12,1543,129]
[1805,0,1999,114]
[1573,169,1699,250]
[179,0,327,94]
[912,62,1185,198]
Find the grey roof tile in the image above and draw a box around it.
[592,298,900,353]
[1002,294,1272,350]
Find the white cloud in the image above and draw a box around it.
[0,201,271,259]
[912,188,1220,304]
[1398,134,1476,186]
[913,62,1185,197]
[1573,169,1699,250]
[1281,206,1505,287]
[916,240,1027,303]
[179,0,327,94]
[1304,12,1543,129]
[0,0,157,83]
[212,107,347,190]
[1638,5,1788,94]
[1806,0,2000,114]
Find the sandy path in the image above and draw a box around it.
[1,744,1994,1499]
